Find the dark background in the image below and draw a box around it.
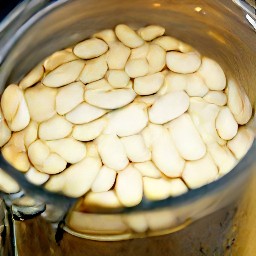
[0,0,22,21]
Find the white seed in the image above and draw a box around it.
[147,44,166,74]
[39,115,73,140]
[166,113,206,160]
[44,172,66,193]
[1,84,30,131]
[149,91,189,124]
[46,138,86,164]
[97,134,129,171]
[106,70,130,89]
[152,36,180,51]
[134,161,162,178]
[72,117,107,141]
[104,102,148,136]
[86,141,99,158]
[115,165,143,207]
[115,24,144,48]
[121,135,151,162]
[198,57,226,90]
[207,143,237,176]
[92,29,117,44]
[23,121,38,148]
[135,94,159,107]
[168,178,188,197]
[124,213,148,233]
[134,72,164,95]
[227,127,254,159]
[91,166,116,192]
[125,58,149,78]
[185,73,209,97]
[43,60,85,87]
[138,25,165,41]
[80,54,108,84]
[19,64,44,89]
[107,41,131,69]
[25,83,57,122]
[56,81,85,115]
[151,126,185,177]
[73,38,108,59]
[166,51,201,74]
[0,168,20,193]
[130,43,149,59]
[43,50,78,71]
[25,167,49,185]
[182,154,218,189]
[216,107,238,140]
[0,107,11,147]
[226,79,252,125]
[39,153,66,174]
[65,102,107,124]
[203,91,227,106]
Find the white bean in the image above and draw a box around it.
[91,166,116,192]
[115,165,143,207]
[97,134,129,171]
[80,54,108,84]
[130,43,149,59]
[73,38,108,59]
[185,73,209,97]
[216,107,238,140]
[93,29,117,44]
[0,168,20,193]
[227,127,254,159]
[104,102,148,136]
[125,58,149,78]
[86,141,99,158]
[0,107,11,147]
[166,51,201,74]
[166,113,206,160]
[147,44,166,74]
[135,94,159,107]
[133,161,162,178]
[65,102,107,124]
[149,91,189,124]
[23,121,38,148]
[1,84,30,131]
[115,24,144,48]
[203,91,227,106]
[121,135,151,162]
[138,25,165,41]
[182,154,218,189]
[134,72,164,95]
[25,83,57,122]
[198,57,226,90]
[39,115,72,140]
[168,178,188,196]
[152,36,180,51]
[106,70,130,89]
[43,60,85,87]
[124,213,148,233]
[25,167,49,185]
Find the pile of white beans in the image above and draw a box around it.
[0,24,254,209]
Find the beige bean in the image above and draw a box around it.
[23,121,38,148]
[134,161,162,178]
[166,51,201,74]
[182,154,218,189]
[149,91,189,124]
[198,57,226,90]
[134,72,164,95]
[130,43,149,59]
[115,24,144,48]
[124,213,148,233]
[93,29,117,44]
[56,81,84,115]
[25,83,57,122]
[97,134,129,171]
[135,94,159,107]
[72,117,107,141]
[166,113,206,160]
[226,79,252,125]
[216,107,238,140]
[66,102,107,124]
[43,50,78,71]
[207,143,237,176]
[121,135,151,162]
[1,84,30,131]
[73,38,108,59]
[91,166,116,192]
[227,127,254,159]
[46,138,86,164]
[43,60,85,87]
[152,36,180,51]
[107,41,131,69]
[86,141,99,158]
[185,73,209,97]
[44,172,66,193]
[138,25,165,41]
[115,165,143,207]
[0,107,11,147]
[125,58,149,78]
[25,167,49,185]
[39,115,73,140]
[80,54,108,84]
[147,44,166,74]
[168,178,188,197]
[203,91,227,106]
[106,70,130,89]
[19,64,44,89]
[0,168,20,193]
[104,102,148,136]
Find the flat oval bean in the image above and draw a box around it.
[25,167,49,185]
[203,91,227,106]
[133,161,162,178]
[93,29,117,44]
[185,73,208,97]
[0,107,11,147]
[0,168,20,193]
[152,36,180,51]
[106,70,130,89]
[147,44,166,74]
[138,25,165,41]
[125,58,149,78]
[124,213,148,233]
[130,43,149,59]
